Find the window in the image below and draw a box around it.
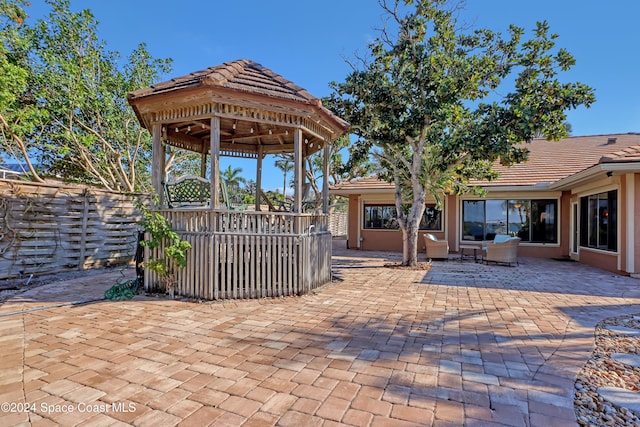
[580,191,617,251]
[364,205,398,229]
[420,205,442,230]
[363,204,442,230]
[531,200,557,243]
[462,200,485,240]
[462,199,557,243]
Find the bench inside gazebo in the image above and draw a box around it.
[128,59,349,299]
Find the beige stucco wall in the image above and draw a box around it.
[342,173,638,275]
[347,195,359,250]
[579,249,620,273]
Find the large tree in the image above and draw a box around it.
[0,0,171,191]
[0,0,45,181]
[221,165,246,204]
[274,156,293,197]
[328,0,594,266]
[29,0,172,191]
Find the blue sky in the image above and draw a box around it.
[26,1,640,192]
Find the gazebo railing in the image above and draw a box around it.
[159,209,326,234]
[144,209,332,299]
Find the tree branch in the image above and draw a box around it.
[0,113,45,183]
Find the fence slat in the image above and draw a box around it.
[144,210,332,301]
[0,180,142,279]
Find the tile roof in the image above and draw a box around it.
[331,133,640,193]
[600,145,640,163]
[129,59,319,105]
[474,133,640,187]
[331,175,393,192]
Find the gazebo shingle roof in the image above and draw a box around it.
[130,59,321,106]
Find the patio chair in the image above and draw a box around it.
[482,236,521,266]
[424,233,449,260]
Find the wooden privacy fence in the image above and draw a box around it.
[328,211,348,238]
[145,209,333,299]
[0,179,141,279]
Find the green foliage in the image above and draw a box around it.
[28,0,172,191]
[274,156,293,197]
[328,133,374,183]
[327,0,595,265]
[0,0,46,181]
[221,165,246,204]
[240,179,257,204]
[280,132,373,210]
[0,0,172,191]
[265,189,285,203]
[221,165,246,187]
[138,203,191,279]
[0,0,27,25]
[165,148,202,178]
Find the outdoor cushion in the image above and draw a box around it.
[482,234,511,251]
[493,234,511,243]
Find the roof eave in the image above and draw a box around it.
[329,186,394,196]
[548,162,640,190]
[478,183,554,192]
[128,86,348,138]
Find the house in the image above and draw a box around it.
[330,133,640,276]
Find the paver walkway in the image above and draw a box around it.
[1,245,639,426]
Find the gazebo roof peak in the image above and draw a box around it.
[130,59,320,106]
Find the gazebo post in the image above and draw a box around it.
[322,143,330,214]
[210,116,220,208]
[255,146,263,211]
[151,123,165,207]
[301,149,306,205]
[200,153,207,178]
[293,128,303,214]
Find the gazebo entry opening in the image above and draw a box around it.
[128,60,349,299]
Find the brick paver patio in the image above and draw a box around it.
[1,243,639,426]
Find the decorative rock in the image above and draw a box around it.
[575,314,640,426]
[597,386,640,413]
[604,325,640,336]
[611,353,640,369]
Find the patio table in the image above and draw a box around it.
[459,244,481,262]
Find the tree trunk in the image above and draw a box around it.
[394,173,427,267]
[404,203,426,266]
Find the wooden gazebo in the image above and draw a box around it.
[128,59,349,299]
